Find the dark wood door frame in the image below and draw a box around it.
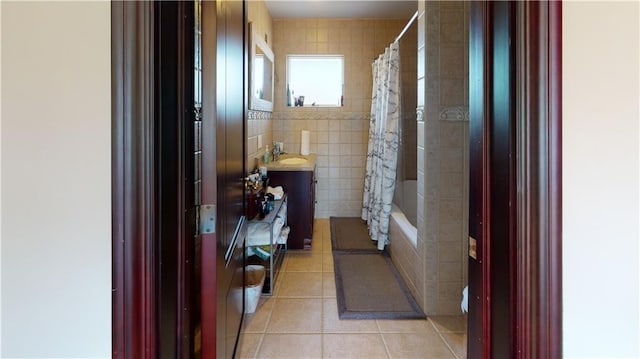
[154,2,196,357]
[468,1,562,358]
[113,1,562,358]
[112,2,157,357]
[515,2,563,357]
[112,2,206,358]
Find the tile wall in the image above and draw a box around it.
[271,18,406,218]
[427,1,470,315]
[437,0,470,316]
[394,1,469,316]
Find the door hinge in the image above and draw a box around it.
[198,204,216,234]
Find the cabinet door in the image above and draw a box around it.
[268,170,314,249]
[308,170,316,239]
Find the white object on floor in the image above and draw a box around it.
[461,285,468,313]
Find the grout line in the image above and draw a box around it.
[252,333,265,359]
[261,297,277,335]
[428,319,460,359]
[322,220,331,359]
[375,319,383,333]
[379,332,393,359]
[319,286,325,358]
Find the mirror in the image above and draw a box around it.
[249,23,274,112]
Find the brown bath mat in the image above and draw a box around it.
[330,217,379,252]
[333,251,425,320]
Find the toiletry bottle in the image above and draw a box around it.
[286,84,291,107]
[264,145,270,164]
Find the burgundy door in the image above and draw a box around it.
[200,1,219,357]
[201,0,247,358]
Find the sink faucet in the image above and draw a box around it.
[272,142,281,162]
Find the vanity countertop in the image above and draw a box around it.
[264,153,316,172]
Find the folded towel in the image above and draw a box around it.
[247,217,285,246]
[266,185,284,200]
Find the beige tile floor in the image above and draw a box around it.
[239,219,467,359]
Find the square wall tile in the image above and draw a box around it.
[440,77,464,107]
[440,10,465,44]
[440,44,465,77]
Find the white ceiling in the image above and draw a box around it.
[265,0,417,19]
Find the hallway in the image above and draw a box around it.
[238,219,467,358]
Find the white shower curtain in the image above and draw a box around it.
[361,42,400,250]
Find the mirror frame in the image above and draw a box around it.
[249,23,274,112]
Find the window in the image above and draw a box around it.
[286,55,344,107]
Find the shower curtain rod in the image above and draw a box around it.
[394,10,419,43]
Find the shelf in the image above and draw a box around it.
[246,195,287,296]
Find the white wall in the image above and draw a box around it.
[1,2,111,357]
[563,2,640,358]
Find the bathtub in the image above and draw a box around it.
[390,202,417,247]
[393,180,417,226]
[390,179,418,248]
[389,181,420,306]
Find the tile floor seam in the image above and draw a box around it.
[379,332,393,359]
[429,318,461,359]
[375,319,383,334]
[437,331,460,359]
[253,333,265,359]
[320,290,325,358]
[260,297,277,334]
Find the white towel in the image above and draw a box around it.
[266,186,284,200]
[300,130,310,155]
[247,217,285,246]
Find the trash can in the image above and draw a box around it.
[244,265,265,314]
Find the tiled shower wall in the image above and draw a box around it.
[246,0,274,168]
[397,1,469,315]
[271,18,406,218]
[424,1,470,315]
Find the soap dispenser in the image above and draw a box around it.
[263,145,270,164]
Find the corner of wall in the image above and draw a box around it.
[417,0,469,316]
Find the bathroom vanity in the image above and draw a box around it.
[266,154,316,250]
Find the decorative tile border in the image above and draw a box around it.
[248,110,272,120]
[439,106,469,122]
[272,111,369,121]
